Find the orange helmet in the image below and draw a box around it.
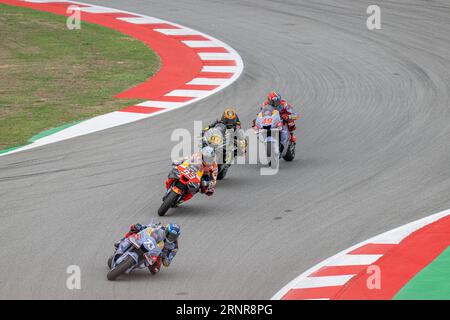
[221,108,238,129]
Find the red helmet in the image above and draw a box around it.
[267,91,282,107]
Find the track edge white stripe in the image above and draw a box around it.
[271,208,450,300]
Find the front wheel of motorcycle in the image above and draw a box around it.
[106,256,134,281]
[158,190,179,216]
[217,164,229,180]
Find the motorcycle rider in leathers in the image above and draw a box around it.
[117,222,180,274]
[202,108,247,157]
[253,91,299,147]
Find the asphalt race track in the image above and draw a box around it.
[1,0,450,299]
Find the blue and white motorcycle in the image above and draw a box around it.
[254,105,295,168]
[107,228,163,281]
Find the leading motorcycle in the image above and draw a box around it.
[254,105,295,167]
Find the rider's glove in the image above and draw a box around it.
[281,113,290,120]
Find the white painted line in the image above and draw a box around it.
[326,254,383,266]
[136,100,183,108]
[187,78,229,85]
[165,90,210,98]
[3,112,150,155]
[24,0,68,3]
[154,28,199,36]
[369,216,448,244]
[293,275,355,289]
[79,6,121,13]
[271,208,450,300]
[201,66,238,73]
[116,17,166,24]
[198,52,235,61]
[182,40,222,48]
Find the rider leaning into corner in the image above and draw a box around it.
[117,222,181,274]
[166,146,218,202]
[253,91,300,145]
[203,108,247,155]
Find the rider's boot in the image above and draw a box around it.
[149,258,162,275]
[289,132,296,143]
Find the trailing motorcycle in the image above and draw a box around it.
[107,228,163,281]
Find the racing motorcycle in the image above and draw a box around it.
[254,105,295,167]
[157,160,204,216]
[201,123,235,180]
[107,228,163,281]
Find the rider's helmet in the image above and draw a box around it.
[165,223,181,242]
[221,108,238,129]
[267,91,282,108]
[201,146,216,167]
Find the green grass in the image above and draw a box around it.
[394,246,450,300]
[0,3,160,149]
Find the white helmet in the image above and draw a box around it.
[201,146,216,166]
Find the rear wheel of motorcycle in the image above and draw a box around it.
[283,142,295,161]
[266,141,272,161]
[158,190,178,216]
[107,256,134,281]
[217,164,229,180]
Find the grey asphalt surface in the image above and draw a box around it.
[1,0,450,299]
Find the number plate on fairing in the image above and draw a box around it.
[140,232,162,256]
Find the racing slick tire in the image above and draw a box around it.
[217,164,229,180]
[158,190,179,216]
[283,142,295,162]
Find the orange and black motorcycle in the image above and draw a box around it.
[158,159,205,216]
